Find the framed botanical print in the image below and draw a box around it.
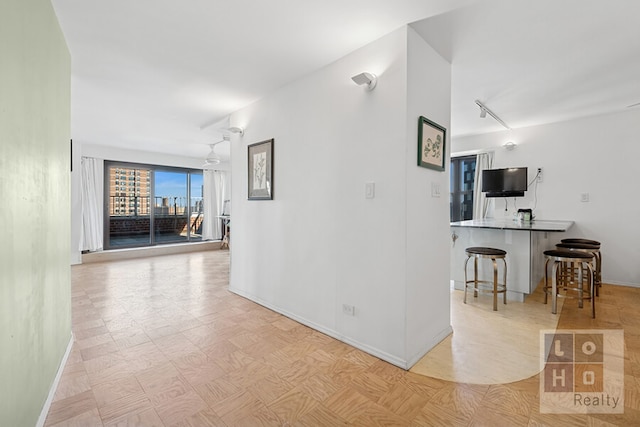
[417,116,446,171]
[248,139,274,200]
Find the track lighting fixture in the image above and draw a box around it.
[475,100,510,130]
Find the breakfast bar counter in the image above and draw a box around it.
[450,218,574,233]
[450,218,574,301]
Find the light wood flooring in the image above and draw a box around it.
[411,286,565,385]
[45,250,640,426]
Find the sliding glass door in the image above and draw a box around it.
[153,170,188,244]
[105,162,203,249]
[107,165,152,247]
[190,173,204,241]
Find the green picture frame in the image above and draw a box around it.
[417,116,446,171]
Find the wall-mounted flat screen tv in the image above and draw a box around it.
[481,167,528,197]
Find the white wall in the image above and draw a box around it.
[404,27,453,365]
[229,26,451,368]
[81,143,215,170]
[452,109,640,286]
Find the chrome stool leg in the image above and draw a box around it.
[544,249,595,318]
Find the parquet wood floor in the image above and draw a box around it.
[44,250,640,426]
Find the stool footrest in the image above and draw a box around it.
[464,280,507,294]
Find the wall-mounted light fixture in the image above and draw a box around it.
[475,100,510,130]
[227,126,244,136]
[503,141,517,151]
[351,72,377,91]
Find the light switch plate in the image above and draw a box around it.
[365,182,375,199]
[431,182,441,197]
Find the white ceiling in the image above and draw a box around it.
[413,0,640,137]
[51,0,640,160]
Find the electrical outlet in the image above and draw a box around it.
[342,304,355,316]
[537,167,543,183]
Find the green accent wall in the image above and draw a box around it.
[0,0,72,425]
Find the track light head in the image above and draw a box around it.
[474,99,511,130]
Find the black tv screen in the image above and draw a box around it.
[482,167,528,197]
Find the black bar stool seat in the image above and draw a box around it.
[561,238,601,247]
[464,247,507,311]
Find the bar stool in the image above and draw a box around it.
[561,238,600,246]
[543,249,595,318]
[464,247,507,311]
[560,238,602,296]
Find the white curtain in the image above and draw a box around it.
[473,152,494,219]
[202,170,227,240]
[81,157,104,252]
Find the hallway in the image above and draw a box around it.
[45,250,640,426]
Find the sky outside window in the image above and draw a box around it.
[155,171,187,199]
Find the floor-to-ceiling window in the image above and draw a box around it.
[450,155,476,222]
[104,162,203,249]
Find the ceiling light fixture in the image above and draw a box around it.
[203,135,230,169]
[475,100,510,130]
[203,144,221,167]
[351,72,377,91]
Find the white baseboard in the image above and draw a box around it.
[605,281,640,288]
[228,287,443,370]
[82,241,222,263]
[36,333,74,427]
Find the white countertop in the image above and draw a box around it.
[450,218,574,232]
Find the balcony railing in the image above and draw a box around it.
[108,196,204,246]
[109,196,203,217]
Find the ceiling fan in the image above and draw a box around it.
[203,135,230,168]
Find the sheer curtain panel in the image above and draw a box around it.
[202,170,227,240]
[81,157,104,252]
[473,152,494,219]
